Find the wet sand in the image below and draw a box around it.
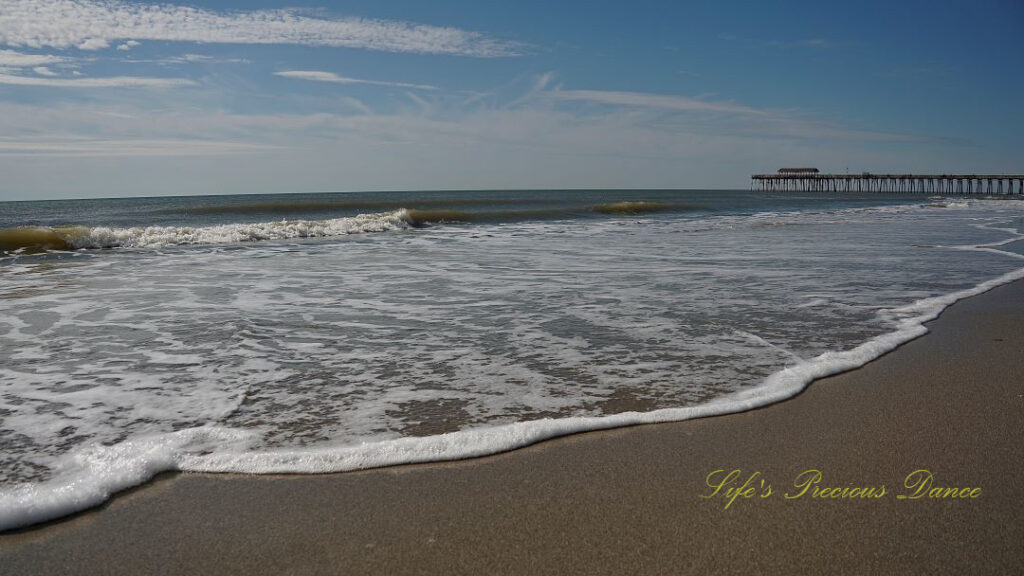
[2,280,1022,575]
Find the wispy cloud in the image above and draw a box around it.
[122,53,252,65]
[543,87,924,143]
[32,66,58,76]
[0,85,968,199]
[0,136,281,156]
[546,89,770,116]
[275,70,438,91]
[0,73,195,88]
[168,54,250,65]
[0,0,521,57]
[514,75,927,143]
[505,71,557,108]
[0,49,71,67]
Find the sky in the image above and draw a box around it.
[0,0,1022,200]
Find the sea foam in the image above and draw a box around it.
[1,264,1021,532]
[2,197,1022,532]
[0,210,415,253]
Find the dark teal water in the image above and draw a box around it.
[0,189,926,230]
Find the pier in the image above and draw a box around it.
[753,169,1024,195]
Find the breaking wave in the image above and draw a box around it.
[0,210,415,253]
[592,201,671,215]
[0,201,697,254]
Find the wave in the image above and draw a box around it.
[403,207,598,223]
[0,210,415,254]
[3,261,1022,532]
[592,201,671,215]
[0,202,697,254]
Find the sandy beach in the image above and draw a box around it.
[1,278,1022,575]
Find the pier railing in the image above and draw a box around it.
[752,174,1024,194]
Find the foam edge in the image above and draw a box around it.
[3,265,1023,532]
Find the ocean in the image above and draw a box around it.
[1,189,1022,530]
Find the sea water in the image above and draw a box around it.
[0,189,1022,530]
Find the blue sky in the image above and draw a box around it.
[0,0,1021,200]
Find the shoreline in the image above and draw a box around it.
[2,278,1023,574]
[2,264,1022,532]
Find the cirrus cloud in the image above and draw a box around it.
[546,89,771,116]
[0,49,72,67]
[0,0,522,57]
[0,73,195,88]
[274,70,438,91]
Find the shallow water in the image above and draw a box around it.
[1,190,1022,529]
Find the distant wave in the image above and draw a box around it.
[404,207,587,223]
[0,226,82,252]
[394,202,691,222]
[592,201,671,215]
[0,202,697,254]
[0,210,413,253]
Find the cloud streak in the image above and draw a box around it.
[0,0,521,57]
[0,136,281,156]
[0,73,195,88]
[121,53,252,65]
[275,70,438,91]
[547,89,770,116]
[0,91,979,201]
[0,49,71,67]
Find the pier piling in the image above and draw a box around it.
[752,172,1024,195]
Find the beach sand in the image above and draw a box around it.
[1,279,1022,575]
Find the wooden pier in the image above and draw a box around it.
[753,171,1024,195]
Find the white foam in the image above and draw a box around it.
[0,427,255,532]
[2,198,1023,531]
[62,210,414,249]
[2,264,1021,532]
[180,265,1024,474]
